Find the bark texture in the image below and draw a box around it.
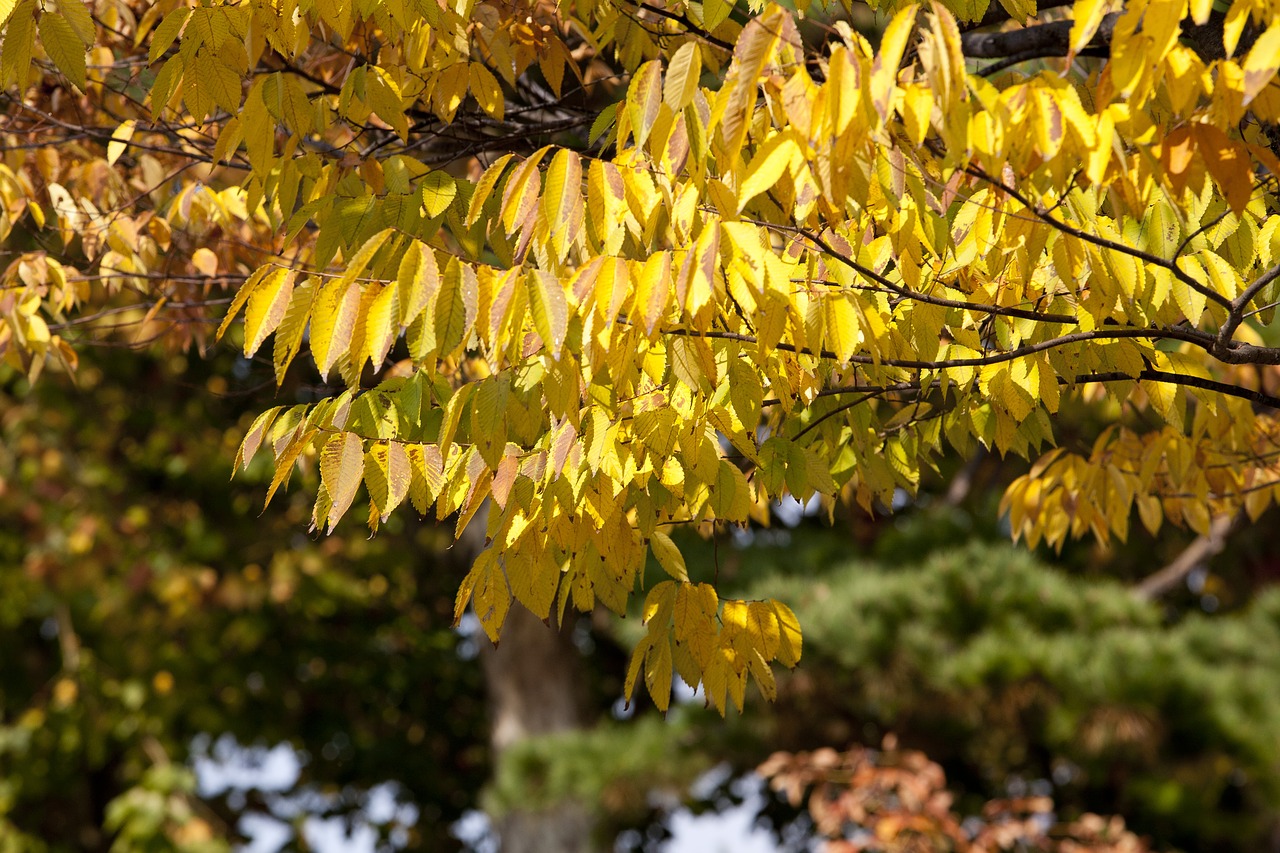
[481,605,595,853]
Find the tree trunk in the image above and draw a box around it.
[480,605,595,853]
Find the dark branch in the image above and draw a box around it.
[961,16,1116,59]
[964,164,1234,311]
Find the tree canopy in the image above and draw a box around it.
[3,0,1280,716]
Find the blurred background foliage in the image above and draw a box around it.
[4,349,1280,852]
[0,349,492,850]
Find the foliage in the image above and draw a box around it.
[759,740,1152,852]
[0,350,489,851]
[747,541,1280,849]
[503,538,1280,849]
[5,0,1280,718]
[483,716,709,825]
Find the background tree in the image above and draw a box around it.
[0,347,495,849]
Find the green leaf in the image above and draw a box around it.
[588,102,618,146]
[38,12,85,91]
[149,8,190,62]
[56,0,93,47]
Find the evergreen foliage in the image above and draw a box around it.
[505,540,1280,850]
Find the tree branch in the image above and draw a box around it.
[1220,262,1280,346]
[633,1,735,51]
[960,14,1117,59]
[762,367,1280,411]
[750,219,1079,325]
[1132,512,1240,600]
[959,0,1076,32]
[964,165,1235,312]
[669,325,1242,375]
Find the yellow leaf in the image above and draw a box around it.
[703,0,733,30]
[827,46,862,137]
[664,42,702,111]
[466,153,513,227]
[683,220,720,320]
[437,382,475,461]
[500,147,551,236]
[372,440,412,519]
[633,252,671,335]
[625,635,654,706]
[1171,261,1208,327]
[824,292,860,363]
[709,460,751,521]
[471,375,509,469]
[106,119,136,166]
[737,133,801,211]
[234,406,281,472]
[1222,0,1249,57]
[309,278,361,380]
[1242,22,1280,105]
[244,268,295,356]
[408,443,445,512]
[216,265,269,342]
[469,61,504,120]
[508,548,561,620]
[1136,494,1163,535]
[56,0,92,45]
[148,8,189,63]
[362,282,398,370]
[264,427,314,509]
[433,258,476,358]
[469,549,512,642]
[541,148,583,261]
[643,580,678,627]
[397,241,437,330]
[746,601,781,660]
[871,5,916,121]
[320,431,365,532]
[628,59,663,149]
[273,277,318,385]
[191,247,218,277]
[900,83,933,145]
[528,269,569,358]
[718,9,790,160]
[727,359,763,431]
[644,634,674,712]
[1034,89,1064,159]
[420,170,456,218]
[339,227,394,289]
[368,68,408,140]
[432,62,469,122]
[650,531,688,581]
[674,582,719,668]
[998,0,1036,21]
[670,335,714,393]
[1067,0,1111,59]
[772,600,802,666]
